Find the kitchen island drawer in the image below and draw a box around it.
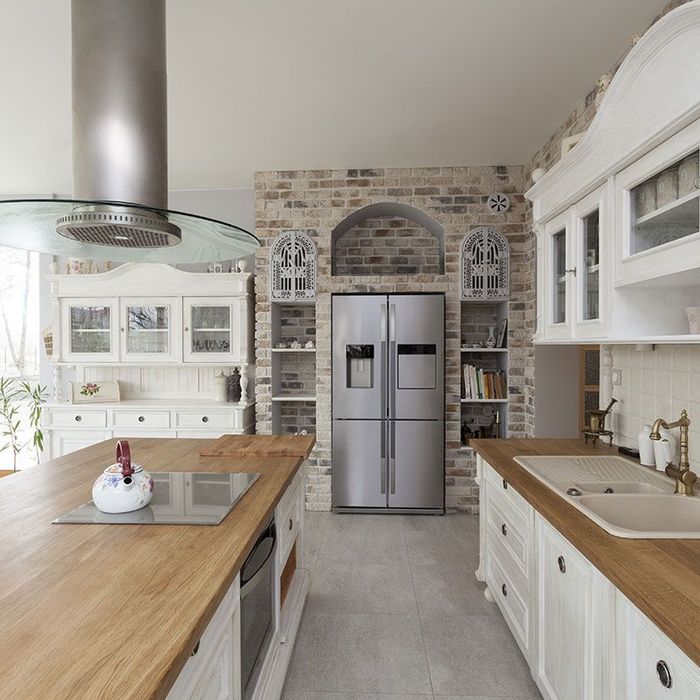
[112,411,171,429]
[276,472,303,563]
[485,485,530,580]
[49,410,107,428]
[176,411,236,430]
[483,459,531,519]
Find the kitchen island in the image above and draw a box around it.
[0,435,314,700]
[473,438,700,698]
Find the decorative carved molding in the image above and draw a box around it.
[270,230,317,302]
[461,227,510,301]
[527,1,700,223]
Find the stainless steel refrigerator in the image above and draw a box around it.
[332,294,444,513]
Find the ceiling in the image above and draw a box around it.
[0,0,667,193]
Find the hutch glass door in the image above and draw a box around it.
[183,297,238,363]
[581,209,600,321]
[121,298,179,363]
[62,298,118,362]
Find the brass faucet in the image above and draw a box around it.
[649,410,697,496]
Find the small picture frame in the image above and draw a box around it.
[496,319,508,348]
[69,380,121,404]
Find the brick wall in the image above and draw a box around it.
[254,166,533,512]
[333,216,442,276]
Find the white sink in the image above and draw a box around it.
[514,455,700,539]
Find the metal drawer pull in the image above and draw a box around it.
[75,415,82,422]
[501,583,507,597]
[202,416,209,423]
[656,660,672,689]
[138,416,145,423]
[190,641,200,657]
[501,523,507,536]
[502,478,508,490]
[288,518,293,531]
[557,555,566,574]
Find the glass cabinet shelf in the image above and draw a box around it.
[631,151,699,255]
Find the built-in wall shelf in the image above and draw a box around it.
[460,398,509,404]
[460,347,508,353]
[271,348,316,353]
[272,395,316,402]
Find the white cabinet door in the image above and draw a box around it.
[533,515,618,700]
[60,298,119,363]
[616,593,700,700]
[50,430,110,459]
[183,297,241,364]
[572,185,608,339]
[541,210,574,340]
[120,297,181,363]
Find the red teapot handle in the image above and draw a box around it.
[116,440,134,478]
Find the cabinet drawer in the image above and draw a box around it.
[49,410,107,428]
[277,472,303,563]
[176,411,236,430]
[486,546,529,656]
[485,487,530,581]
[483,460,530,519]
[112,411,171,429]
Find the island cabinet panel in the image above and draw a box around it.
[616,593,700,700]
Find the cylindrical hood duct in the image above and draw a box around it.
[71,0,168,209]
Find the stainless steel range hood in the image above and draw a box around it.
[0,0,258,263]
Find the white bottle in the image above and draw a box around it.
[652,427,677,472]
[638,424,655,467]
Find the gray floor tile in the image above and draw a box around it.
[303,511,332,570]
[307,562,417,615]
[283,693,432,699]
[403,526,480,568]
[319,514,408,566]
[283,613,432,696]
[411,564,497,618]
[420,612,541,698]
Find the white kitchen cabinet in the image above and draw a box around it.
[616,593,700,699]
[533,514,615,700]
[60,298,119,363]
[49,429,111,459]
[120,297,181,363]
[183,297,244,364]
[541,211,572,340]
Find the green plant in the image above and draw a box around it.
[0,377,23,472]
[0,377,48,471]
[21,381,47,464]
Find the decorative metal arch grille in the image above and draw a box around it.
[270,230,316,301]
[461,227,509,300]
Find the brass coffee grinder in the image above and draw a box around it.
[582,398,617,446]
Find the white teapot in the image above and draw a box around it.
[92,440,154,514]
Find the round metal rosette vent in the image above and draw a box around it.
[487,192,510,214]
[57,205,182,248]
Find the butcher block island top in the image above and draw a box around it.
[472,438,700,668]
[0,435,314,700]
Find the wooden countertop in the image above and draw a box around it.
[471,438,700,667]
[0,437,312,700]
[199,433,316,458]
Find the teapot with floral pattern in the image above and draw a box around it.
[92,440,154,513]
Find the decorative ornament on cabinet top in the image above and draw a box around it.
[461,227,510,301]
[270,230,317,302]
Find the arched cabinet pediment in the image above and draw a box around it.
[460,227,509,301]
[270,230,317,302]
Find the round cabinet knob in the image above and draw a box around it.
[501,523,507,537]
[502,479,508,490]
[656,660,672,689]
[75,415,82,422]
[501,583,508,597]
[138,416,145,423]
[557,555,566,574]
[184,327,190,333]
[288,518,293,531]
[202,416,209,423]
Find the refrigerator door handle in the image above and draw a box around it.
[390,422,396,495]
[380,422,387,494]
[381,304,387,417]
[389,303,396,419]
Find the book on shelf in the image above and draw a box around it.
[462,364,507,400]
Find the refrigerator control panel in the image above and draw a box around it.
[346,344,374,389]
[397,344,437,390]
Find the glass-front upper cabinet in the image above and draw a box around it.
[573,185,607,338]
[120,297,180,363]
[616,121,700,286]
[183,297,241,363]
[60,298,119,362]
[543,210,573,339]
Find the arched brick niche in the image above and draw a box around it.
[331,202,445,276]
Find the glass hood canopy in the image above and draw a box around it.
[0,198,259,263]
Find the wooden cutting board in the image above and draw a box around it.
[199,434,316,458]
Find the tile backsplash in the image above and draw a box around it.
[611,344,700,464]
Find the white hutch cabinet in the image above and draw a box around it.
[527,2,700,344]
[45,263,255,458]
